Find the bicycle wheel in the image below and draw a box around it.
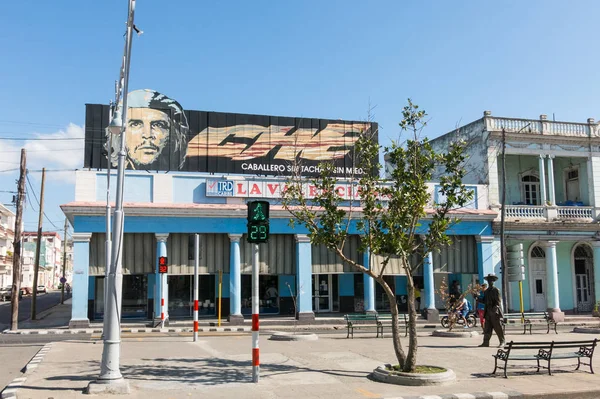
[466,316,476,328]
[441,316,450,329]
[468,313,477,327]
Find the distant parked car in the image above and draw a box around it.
[21,287,32,295]
[36,285,47,294]
[1,287,23,301]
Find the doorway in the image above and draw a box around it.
[565,168,580,202]
[573,244,594,312]
[529,245,547,312]
[313,274,332,313]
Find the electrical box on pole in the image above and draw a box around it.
[247,201,269,243]
[507,243,525,282]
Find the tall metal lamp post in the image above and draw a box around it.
[87,0,136,394]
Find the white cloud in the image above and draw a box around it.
[22,123,85,183]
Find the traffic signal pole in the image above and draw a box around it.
[252,243,260,382]
[247,200,269,383]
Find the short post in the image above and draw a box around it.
[193,234,199,341]
[252,243,260,382]
[161,276,165,328]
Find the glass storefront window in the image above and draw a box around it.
[241,275,279,315]
[122,275,148,318]
[168,275,191,318]
[95,277,105,318]
[353,274,364,312]
[168,275,216,318]
[95,275,148,319]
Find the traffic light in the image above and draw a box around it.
[247,201,269,243]
[506,243,525,282]
[158,256,168,273]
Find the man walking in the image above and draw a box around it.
[478,273,505,347]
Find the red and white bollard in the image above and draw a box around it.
[160,296,165,328]
[193,234,199,342]
[252,243,260,382]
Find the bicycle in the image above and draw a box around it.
[440,309,476,329]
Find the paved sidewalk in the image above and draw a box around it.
[11,330,600,399]
[5,299,600,335]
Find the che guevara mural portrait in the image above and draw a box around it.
[84,89,377,177]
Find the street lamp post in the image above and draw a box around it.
[86,0,136,394]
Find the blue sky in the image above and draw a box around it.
[0,0,598,235]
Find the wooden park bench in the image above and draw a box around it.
[502,312,558,335]
[376,313,408,338]
[492,339,597,378]
[344,314,380,338]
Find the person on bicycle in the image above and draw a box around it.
[455,296,471,328]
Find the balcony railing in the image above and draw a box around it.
[505,205,545,219]
[485,115,595,138]
[557,206,593,220]
[504,205,596,221]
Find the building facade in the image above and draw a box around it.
[22,232,63,289]
[62,172,497,327]
[62,90,498,328]
[429,111,600,320]
[0,204,15,288]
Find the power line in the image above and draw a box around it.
[25,174,60,231]
[0,120,65,128]
[0,137,85,141]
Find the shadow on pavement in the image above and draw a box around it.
[29,356,368,390]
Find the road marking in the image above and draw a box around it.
[355,387,381,398]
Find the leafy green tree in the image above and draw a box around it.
[282,100,472,372]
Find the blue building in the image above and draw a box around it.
[62,172,497,327]
[62,92,497,327]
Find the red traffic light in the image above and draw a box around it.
[159,256,168,273]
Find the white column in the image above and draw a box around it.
[538,155,547,205]
[547,155,556,205]
[544,240,564,321]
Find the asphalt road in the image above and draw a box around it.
[0,291,70,331]
[0,334,92,392]
[0,343,42,390]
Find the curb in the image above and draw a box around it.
[1,343,52,399]
[2,327,252,335]
[384,391,522,399]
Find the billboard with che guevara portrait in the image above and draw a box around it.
[84,89,377,177]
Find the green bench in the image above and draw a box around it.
[345,314,380,338]
[492,339,597,378]
[344,313,408,339]
[377,313,408,338]
[502,312,557,335]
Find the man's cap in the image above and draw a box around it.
[483,273,498,282]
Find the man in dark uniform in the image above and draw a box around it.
[478,273,505,347]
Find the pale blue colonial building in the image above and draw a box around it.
[430,111,600,321]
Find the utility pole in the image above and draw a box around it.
[61,218,68,305]
[31,167,45,320]
[10,149,26,331]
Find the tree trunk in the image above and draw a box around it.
[376,276,406,368]
[404,273,418,372]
